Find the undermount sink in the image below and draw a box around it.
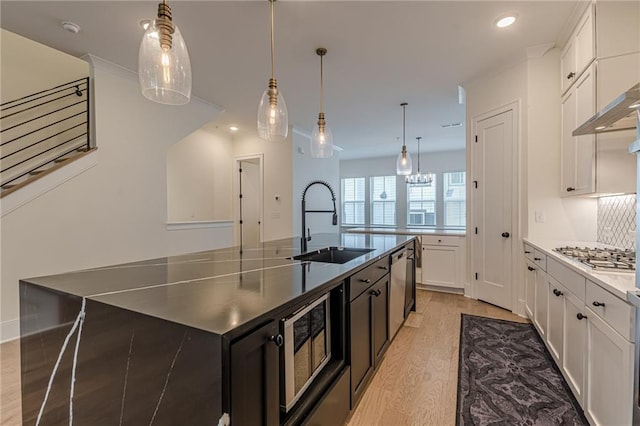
[291,247,374,264]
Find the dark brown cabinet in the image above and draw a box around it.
[229,320,280,426]
[348,274,390,408]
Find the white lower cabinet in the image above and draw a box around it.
[421,236,465,289]
[534,270,548,338]
[585,308,634,426]
[524,260,536,319]
[546,277,565,364]
[524,246,636,423]
[563,289,587,406]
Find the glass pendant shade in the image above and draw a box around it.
[311,121,334,158]
[138,18,192,105]
[311,48,333,158]
[257,84,288,142]
[396,150,412,175]
[257,0,288,142]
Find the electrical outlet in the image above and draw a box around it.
[534,211,545,223]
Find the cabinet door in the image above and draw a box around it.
[574,66,596,195]
[230,320,280,426]
[524,261,536,319]
[574,4,595,77]
[585,310,634,426]
[546,278,565,364]
[561,88,577,195]
[349,291,374,407]
[422,244,461,288]
[561,37,576,94]
[560,64,595,197]
[372,277,390,368]
[533,270,547,338]
[563,291,587,406]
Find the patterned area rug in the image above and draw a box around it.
[456,314,588,425]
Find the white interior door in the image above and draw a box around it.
[473,108,514,310]
[239,158,262,247]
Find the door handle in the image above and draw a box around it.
[527,266,535,271]
[370,289,381,297]
[566,72,576,79]
[566,187,576,192]
[359,278,371,284]
[269,334,284,347]
[592,301,605,307]
[501,232,510,238]
[553,289,564,297]
[576,313,587,320]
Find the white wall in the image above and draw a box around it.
[464,51,597,243]
[0,29,89,102]
[232,131,293,242]
[167,123,234,221]
[525,48,597,242]
[0,56,233,342]
[292,129,341,239]
[340,150,466,228]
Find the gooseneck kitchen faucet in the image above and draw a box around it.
[301,180,338,252]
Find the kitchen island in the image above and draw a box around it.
[19,233,416,425]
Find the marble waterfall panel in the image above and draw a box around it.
[19,282,223,425]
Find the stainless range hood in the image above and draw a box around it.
[573,83,640,136]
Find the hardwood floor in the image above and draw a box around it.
[1,339,21,426]
[346,289,528,426]
[0,290,526,426]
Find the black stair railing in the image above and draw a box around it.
[0,77,91,190]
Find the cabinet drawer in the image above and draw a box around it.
[349,257,389,302]
[547,257,586,301]
[533,250,547,271]
[421,235,460,246]
[586,280,634,341]
[524,244,535,262]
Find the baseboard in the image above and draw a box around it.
[417,283,465,295]
[0,318,20,343]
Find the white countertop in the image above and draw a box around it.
[524,238,636,300]
[344,227,466,237]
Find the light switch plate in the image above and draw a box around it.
[535,211,545,223]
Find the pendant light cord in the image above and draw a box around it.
[270,0,275,79]
[416,137,421,173]
[402,103,407,150]
[320,53,324,113]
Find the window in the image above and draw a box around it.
[370,176,396,226]
[444,171,466,227]
[341,178,365,225]
[407,177,437,226]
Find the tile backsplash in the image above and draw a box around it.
[597,194,636,250]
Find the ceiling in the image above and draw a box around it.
[0,1,581,159]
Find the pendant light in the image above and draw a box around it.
[396,102,413,175]
[311,48,334,158]
[406,137,434,185]
[257,0,288,142]
[138,0,192,105]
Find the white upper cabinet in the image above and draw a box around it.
[595,0,640,60]
[561,4,595,95]
[561,63,595,196]
[559,0,639,198]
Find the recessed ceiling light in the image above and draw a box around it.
[61,21,81,34]
[496,15,517,28]
[139,19,151,30]
[595,126,607,130]
[229,126,239,132]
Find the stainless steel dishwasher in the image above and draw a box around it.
[390,247,407,339]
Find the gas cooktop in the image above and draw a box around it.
[553,246,636,272]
